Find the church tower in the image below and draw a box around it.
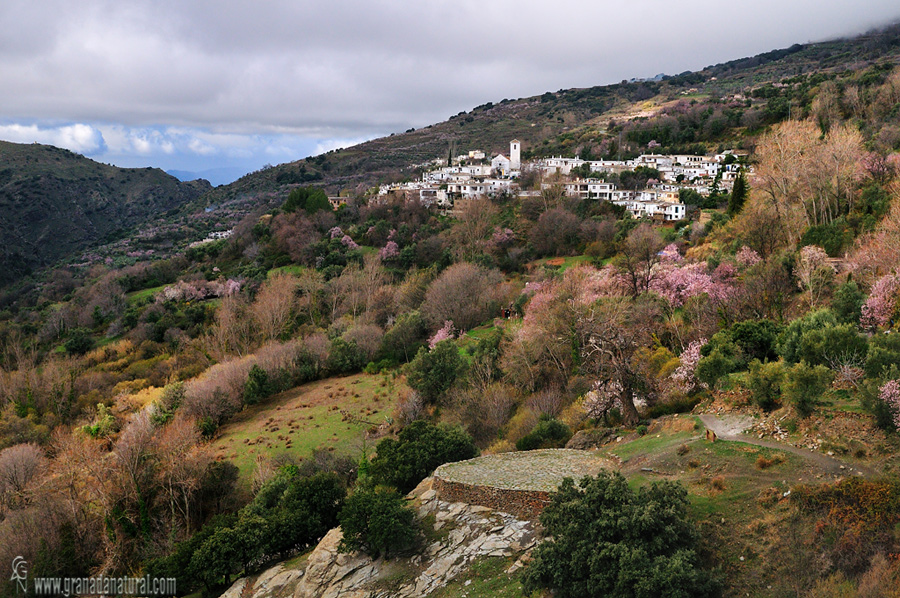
[510,139,521,170]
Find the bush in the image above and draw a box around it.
[369,420,478,494]
[747,360,784,411]
[797,324,868,367]
[64,328,95,355]
[326,338,366,375]
[728,319,781,362]
[832,281,865,324]
[865,333,900,379]
[696,341,741,388]
[243,364,271,405]
[338,487,418,559]
[522,471,720,598]
[404,340,464,404]
[516,416,572,451]
[776,309,838,363]
[783,362,833,418]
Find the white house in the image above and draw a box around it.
[492,154,511,176]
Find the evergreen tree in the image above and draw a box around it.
[727,170,748,216]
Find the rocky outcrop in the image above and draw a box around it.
[293,479,538,597]
[219,478,539,598]
[219,563,303,598]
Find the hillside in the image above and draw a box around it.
[0,141,210,285]
[199,23,900,204]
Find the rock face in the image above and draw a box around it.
[220,563,303,598]
[293,478,538,598]
[222,477,539,598]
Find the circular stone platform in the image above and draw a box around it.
[432,449,610,519]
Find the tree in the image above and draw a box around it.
[727,169,748,216]
[522,471,719,598]
[783,362,833,418]
[283,187,330,214]
[64,328,94,356]
[369,420,477,493]
[580,296,663,424]
[614,224,665,297]
[747,360,784,411]
[251,273,297,341]
[530,209,581,257]
[832,280,865,324]
[243,364,271,405]
[404,340,464,404]
[795,245,833,309]
[421,262,506,331]
[338,487,418,559]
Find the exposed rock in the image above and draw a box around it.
[566,428,615,449]
[219,578,246,598]
[222,476,540,598]
[251,564,303,598]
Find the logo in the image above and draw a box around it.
[10,557,27,593]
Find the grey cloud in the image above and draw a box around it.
[0,1,898,149]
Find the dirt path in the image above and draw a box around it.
[698,414,876,477]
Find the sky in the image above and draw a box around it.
[0,1,898,185]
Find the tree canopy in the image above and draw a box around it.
[523,471,720,598]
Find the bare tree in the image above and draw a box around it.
[0,443,46,511]
[615,224,665,297]
[252,273,298,341]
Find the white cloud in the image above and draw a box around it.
[0,122,104,153]
[313,137,376,156]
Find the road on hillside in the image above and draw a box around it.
[698,414,876,478]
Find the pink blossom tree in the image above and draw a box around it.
[735,246,762,268]
[671,339,707,393]
[878,379,900,429]
[379,241,400,261]
[861,274,900,329]
[428,320,456,349]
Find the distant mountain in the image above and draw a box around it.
[199,22,900,206]
[167,167,249,187]
[0,142,210,286]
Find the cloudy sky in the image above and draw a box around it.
[1,1,898,184]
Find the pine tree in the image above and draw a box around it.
[728,170,748,216]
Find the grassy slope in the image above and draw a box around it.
[211,372,406,482]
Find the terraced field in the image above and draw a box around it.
[435,449,611,492]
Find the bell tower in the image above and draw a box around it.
[510,139,520,170]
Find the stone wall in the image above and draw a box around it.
[433,476,551,520]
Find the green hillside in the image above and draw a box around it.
[0,141,210,285]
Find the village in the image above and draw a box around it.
[376,140,748,221]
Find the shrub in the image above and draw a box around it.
[696,341,741,388]
[243,364,271,405]
[776,309,838,363]
[404,340,464,404]
[793,477,900,575]
[783,362,833,417]
[831,280,865,324]
[728,319,781,362]
[326,338,365,376]
[865,333,900,379]
[797,323,868,367]
[64,329,95,355]
[369,420,478,494]
[747,360,784,411]
[515,416,572,451]
[522,471,720,598]
[338,487,418,559]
